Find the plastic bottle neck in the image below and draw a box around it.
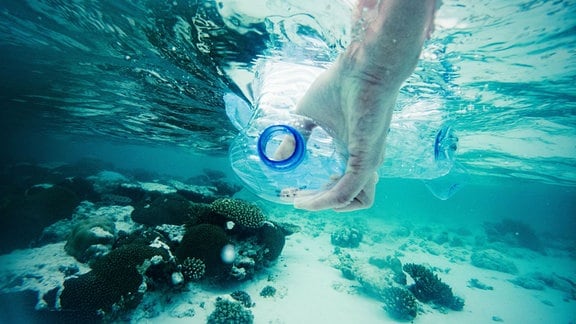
[257,124,306,171]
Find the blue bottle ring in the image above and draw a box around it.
[258,125,306,171]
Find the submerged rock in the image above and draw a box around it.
[331,227,363,248]
[131,193,205,226]
[470,249,518,274]
[65,218,116,263]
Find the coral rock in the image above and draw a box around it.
[331,227,363,248]
[403,263,464,311]
[381,287,418,321]
[176,224,231,277]
[470,249,518,274]
[64,218,116,263]
[207,298,253,324]
[210,198,266,229]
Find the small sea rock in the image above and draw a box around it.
[470,249,518,274]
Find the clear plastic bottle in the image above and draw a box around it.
[226,60,461,204]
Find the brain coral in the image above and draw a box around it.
[64,218,116,263]
[210,198,266,229]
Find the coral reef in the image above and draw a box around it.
[175,224,231,278]
[403,263,464,311]
[470,249,518,274]
[484,219,543,253]
[0,161,294,320]
[131,193,204,226]
[210,198,266,229]
[381,287,418,321]
[258,222,286,261]
[60,243,170,313]
[207,298,254,324]
[331,227,363,248]
[260,286,277,298]
[64,218,116,263]
[230,291,254,308]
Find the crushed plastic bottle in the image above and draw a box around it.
[226,59,465,204]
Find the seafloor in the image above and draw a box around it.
[0,159,574,323]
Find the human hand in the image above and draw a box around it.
[291,0,437,212]
[290,60,393,211]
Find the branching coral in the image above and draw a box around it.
[381,287,418,321]
[180,257,206,281]
[403,263,464,311]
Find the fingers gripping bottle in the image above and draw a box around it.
[226,59,462,204]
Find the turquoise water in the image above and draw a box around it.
[2,0,574,227]
[0,0,575,322]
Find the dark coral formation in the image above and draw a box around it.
[210,198,267,229]
[0,161,292,321]
[230,291,254,308]
[176,224,231,278]
[258,222,286,261]
[259,285,277,298]
[60,243,169,313]
[131,193,202,225]
[172,199,291,282]
[330,227,363,248]
[207,298,254,324]
[484,219,544,252]
[381,287,418,321]
[403,263,464,311]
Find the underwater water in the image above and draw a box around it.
[1,0,575,323]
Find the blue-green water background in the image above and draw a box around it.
[1,0,575,235]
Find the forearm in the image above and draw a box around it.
[342,0,436,88]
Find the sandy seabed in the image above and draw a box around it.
[1,203,574,324]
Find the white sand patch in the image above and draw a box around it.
[0,243,88,308]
